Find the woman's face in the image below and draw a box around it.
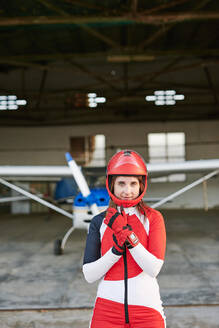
[114,176,140,200]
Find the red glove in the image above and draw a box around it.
[104,207,127,233]
[112,227,139,254]
[112,233,125,255]
[111,226,131,255]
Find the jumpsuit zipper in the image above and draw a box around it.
[123,246,129,324]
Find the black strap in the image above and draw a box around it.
[108,212,120,228]
[123,247,129,323]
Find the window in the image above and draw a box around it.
[88,134,106,167]
[147,132,185,182]
[69,136,91,165]
[69,135,105,166]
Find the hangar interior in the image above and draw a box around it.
[0,0,219,211]
[0,1,219,327]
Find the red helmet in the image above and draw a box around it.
[106,149,147,207]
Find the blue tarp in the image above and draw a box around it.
[54,178,78,201]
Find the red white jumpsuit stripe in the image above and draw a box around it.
[83,206,166,328]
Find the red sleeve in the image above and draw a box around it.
[146,208,166,260]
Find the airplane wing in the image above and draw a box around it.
[0,166,71,180]
[147,159,219,176]
[0,159,219,180]
[1,158,218,255]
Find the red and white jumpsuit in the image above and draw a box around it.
[83,206,166,328]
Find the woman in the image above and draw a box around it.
[83,150,166,328]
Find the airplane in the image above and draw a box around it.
[0,154,219,255]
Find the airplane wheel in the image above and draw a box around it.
[54,239,63,255]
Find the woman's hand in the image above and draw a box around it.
[104,209,139,254]
[104,207,127,233]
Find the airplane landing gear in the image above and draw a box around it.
[54,239,63,255]
[54,225,75,255]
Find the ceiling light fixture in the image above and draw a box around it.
[0,95,27,111]
[87,93,106,109]
[145,90,184,106]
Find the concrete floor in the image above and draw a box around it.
[0,209,219,327]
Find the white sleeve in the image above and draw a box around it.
[129,243,164,278]
[83,249,122,283]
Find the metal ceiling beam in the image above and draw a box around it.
[131,59,181,94]
[35,69,48,111]
[131,0,138,16]
[134,12,219,25]
[21,69,26,97]
[107,54,155,62]
[1,48,219,66]
[63,0,108,12]
[108,59,219,90]
[95,58,182,94]
[69,61,121,92]
[37,0,69,16]
[203,65,219,106]
[142,0,191,14]
[0,12,219,27]
[123,63,129,93]
[137,0,213,49]
[195,0,213,10]
[137,24,173,50]
[36,0,119,49]
[77,24,120,48]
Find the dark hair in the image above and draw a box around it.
[107,175,148,215]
